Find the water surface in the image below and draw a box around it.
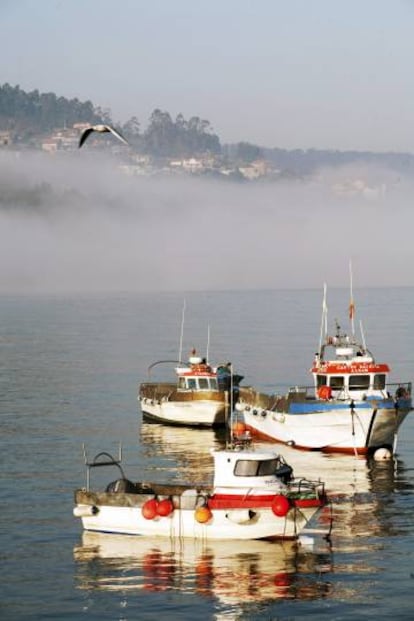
[1,288,414,620]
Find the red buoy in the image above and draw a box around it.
[157,498,174,517]
[142,498,158,519]
[271,495,291,517]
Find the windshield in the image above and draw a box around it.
[234,458,280,477]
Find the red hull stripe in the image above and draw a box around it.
[208,494,323,510]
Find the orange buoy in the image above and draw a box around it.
[271,495,291,517]
[142,498,158,520]
[195,506,212,524]
[318,385,332,400]
[232,421,247,435]
[232,421,246,436]
[157,498,174,517]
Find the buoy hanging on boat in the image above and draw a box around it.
[195,505,213,523]
[373,447,392,461]
[318,386,332,400]
[232,421,247,435]
[142,498,158,519]
[156,498,174,516]
[73,505,98,517]
[271,495,291,517]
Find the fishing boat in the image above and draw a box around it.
[73,441,328,541]
[235,283,412,456]
[139,349,243,427]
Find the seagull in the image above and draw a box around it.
[78,124,129,148]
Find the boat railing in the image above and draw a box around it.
[289,477,326,498]
[286,386,314,402]
[82,444,125,491]
[139,382,176,400]
[388,381,412,399]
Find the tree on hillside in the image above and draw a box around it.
[233,142,264,163]
[0,83,109,139]
[143,109,177,156]
[143,109,220,157]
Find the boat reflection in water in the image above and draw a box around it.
[139,421,385,496]
[139,421,225,485]
[73,531,333,607]
[133,421,414,609]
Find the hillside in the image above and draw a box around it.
[1,82,414,176]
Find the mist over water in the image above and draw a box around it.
[0,150,413,293]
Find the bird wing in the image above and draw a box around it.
[79,127,95,148]
[107,126,129,145]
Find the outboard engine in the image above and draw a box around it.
[275,461,293,484]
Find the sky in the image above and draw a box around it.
[2,1,414,294]
[1,0,414,152]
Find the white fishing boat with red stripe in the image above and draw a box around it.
[73,440,328,541]
[236,275,412,456]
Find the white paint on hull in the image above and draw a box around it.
[76,504,318,540]
[238,404,410,451]
[141,399,227,426]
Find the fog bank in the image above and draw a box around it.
[0,151,412,293]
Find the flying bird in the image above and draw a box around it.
[78,124,129,148]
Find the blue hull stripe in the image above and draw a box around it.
[288,400,395,414]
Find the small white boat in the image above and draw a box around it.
[236,285,412,456]
[73,441,328,541]
[139,350,243,427]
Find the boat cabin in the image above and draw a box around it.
[311,334,390,401]
[176,374,219,392]
[175,353,233,392]
[211,448,291,492]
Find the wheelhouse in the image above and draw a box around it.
[177,375,219,391]
[314,368,388,400]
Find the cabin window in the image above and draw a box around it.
[198,378,209,390]
[374,374,386,389]
[187,378,197,390]
[234,458,280,477]
[178,377,186,389]
[210,378,218,390]
[349,375,370,390]
[330,376,344,389]
[317,375,327,388]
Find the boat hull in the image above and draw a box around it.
[236,392,412,454]
[74,490,320,540]
[140,398,228,426]
[139,383,229,426]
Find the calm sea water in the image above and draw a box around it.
[1,288,414,620]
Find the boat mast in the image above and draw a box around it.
[178,298,186,362]
[229,362,234,447]
[349,259,355,337]
[319,282,328,353]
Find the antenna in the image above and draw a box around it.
[360,319,367,351]
[178,299,186,362]
[206,324,210,363]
